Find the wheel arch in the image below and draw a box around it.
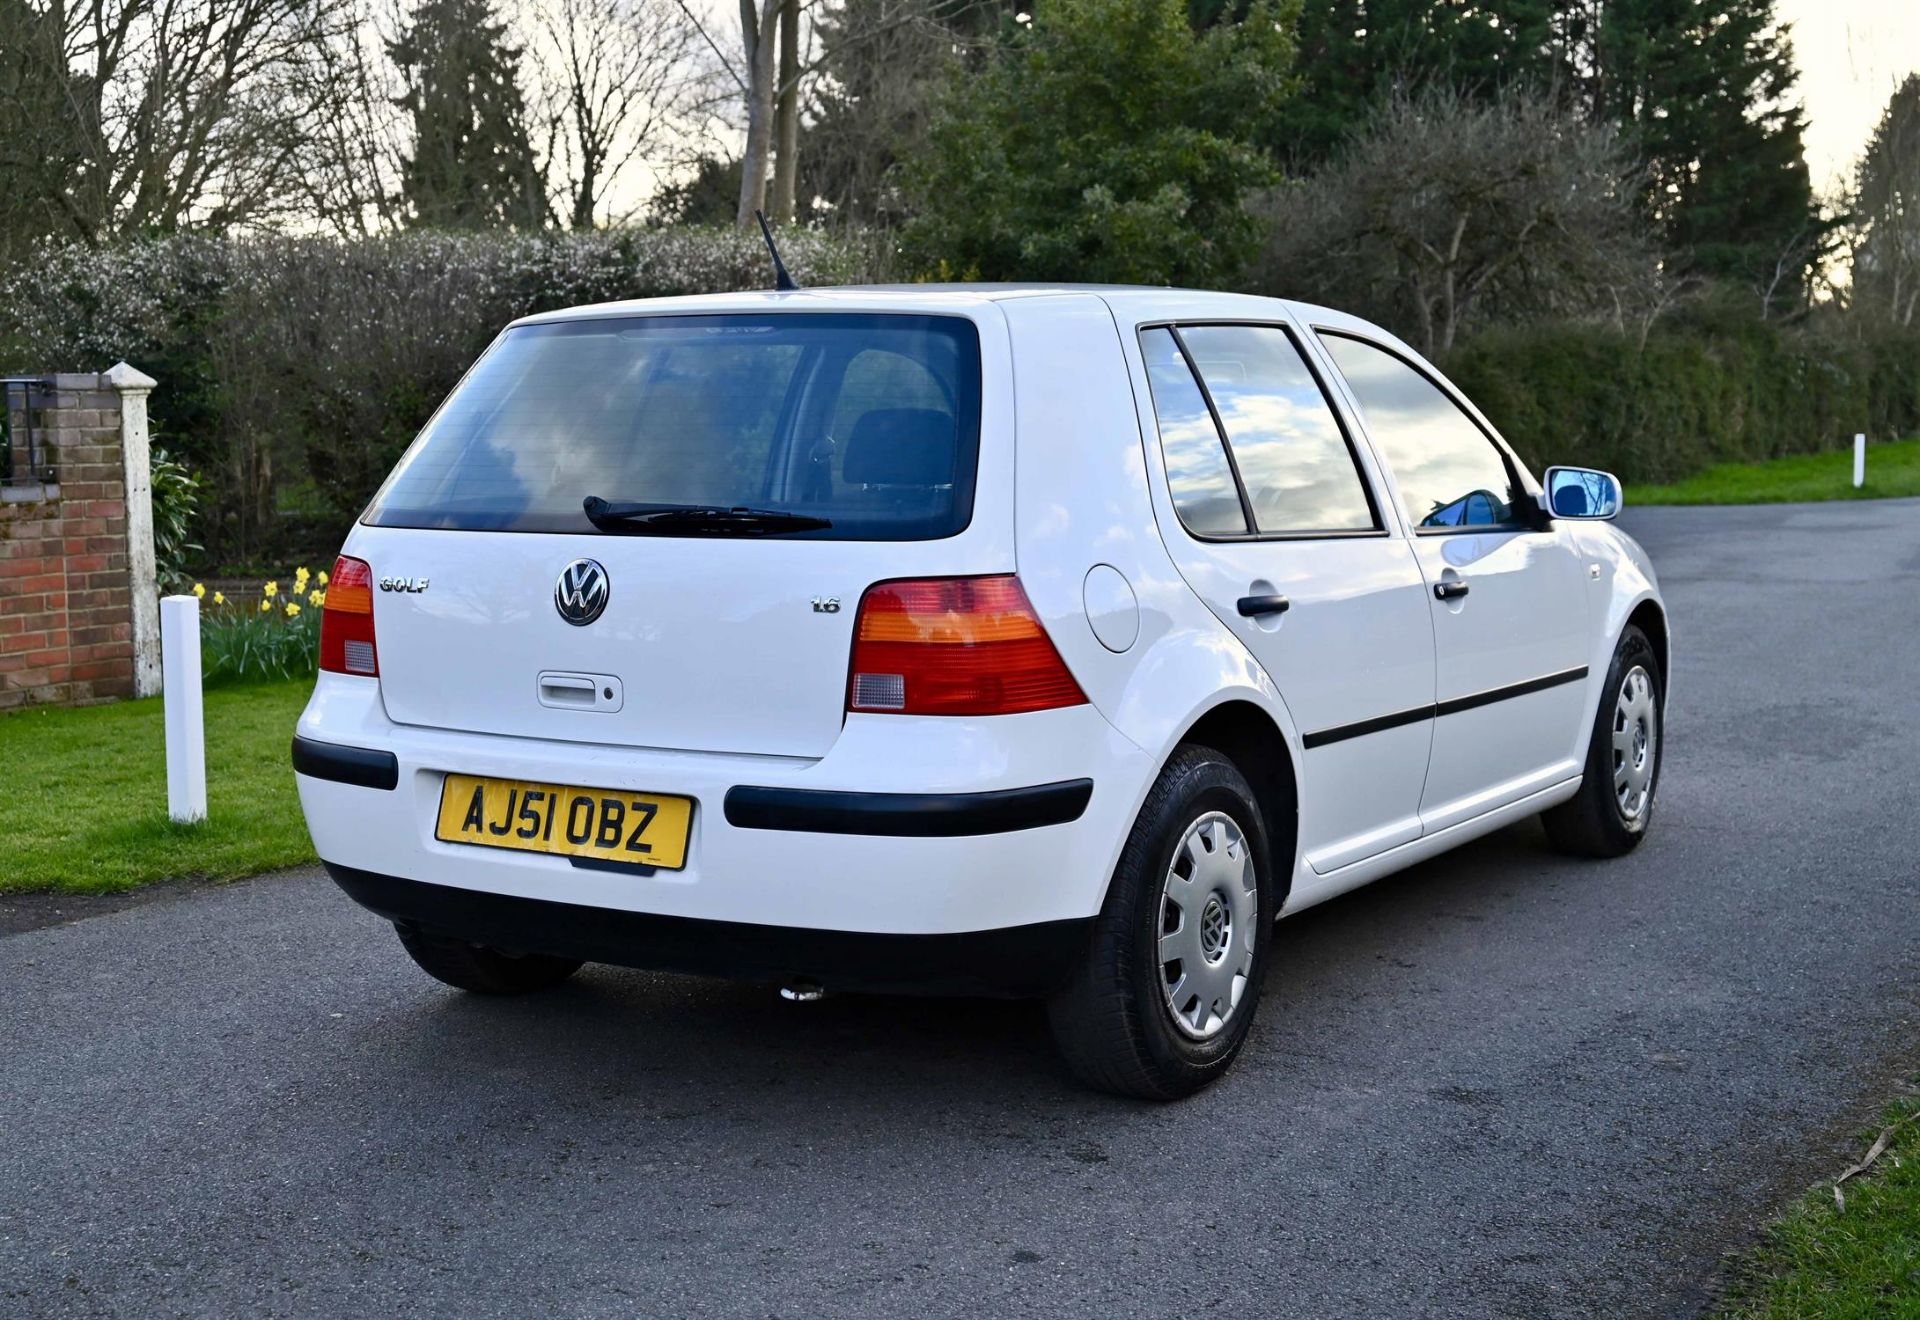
[1626,598,1669,701]
[1170,699,1301,910]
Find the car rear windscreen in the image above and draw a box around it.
[362,313,983,539]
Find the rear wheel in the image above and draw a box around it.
[1543,624,1663,858]
[1047,746,1275,1100]
[393,922,583,994]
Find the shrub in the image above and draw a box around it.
[1,228,882,562]
[1443,321,1920,482]
[149,445,203,593]
[1253,90,1663,358]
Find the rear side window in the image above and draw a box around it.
[1177,325,1377,535]
[1319,332,1524,531]
[364,314,982,540]
[1138,327,1248,536]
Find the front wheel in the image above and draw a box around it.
[1542,624,1663,858]
[1047,746,1276,1100]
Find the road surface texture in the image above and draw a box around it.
[4,500,1918,1318]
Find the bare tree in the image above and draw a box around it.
[526,0,719,230]
[667,0,942,227]
[800,0,977,227]
[286,0,410,237]
[770,0,800,222]
[11,0,361,242]
[1257,90,1665,357]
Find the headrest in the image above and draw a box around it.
[843,409,957,487]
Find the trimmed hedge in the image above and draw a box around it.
[0,229,884,561]
[4,229,1914,560]
[1444,321,1920,484]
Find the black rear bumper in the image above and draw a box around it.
[324,863,1093,998]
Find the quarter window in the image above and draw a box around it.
[1178,325,1376,534]
[1320,333,1525,531]
[1138,327,1248,536]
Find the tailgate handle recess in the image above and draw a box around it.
[537,671,623,713]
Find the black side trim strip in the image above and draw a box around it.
[724,779,1093,837]
[291,735,399,791]
[1302,666,1590,750]
[1435,666,1588,719]
[1301,703,1430,750]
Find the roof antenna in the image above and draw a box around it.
[754,209,800,292]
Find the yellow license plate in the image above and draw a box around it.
[435,773,693,870]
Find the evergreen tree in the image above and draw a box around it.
[1584,0,1822,311]
[1851,75,1920,327]
[1257,0,1568,168]
[390,0,549,230]
[901,0,1300,285]
[646,155,743,227]
[1262,0,1820,311]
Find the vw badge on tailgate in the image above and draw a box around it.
[555,559,610,626]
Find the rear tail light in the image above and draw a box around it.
[847,575,1087,716]
[319,555,378,676]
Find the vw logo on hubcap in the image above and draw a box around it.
[554,559,610,626]
[1199,896,1230,963]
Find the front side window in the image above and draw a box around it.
[364,314,981,540]
[1320,333,1524,531]
[1178,325,1377,535]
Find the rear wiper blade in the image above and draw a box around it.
[582,496,832,535]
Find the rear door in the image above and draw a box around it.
[1312,331,1589,831]
[351,308,1010,760]
[1128,319,1437,874]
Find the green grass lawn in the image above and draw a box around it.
[0,678,316,894]
[1629,437,1920,506]
[1719,1097,1920,1318]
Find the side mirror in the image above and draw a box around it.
[1544,465,1623,521]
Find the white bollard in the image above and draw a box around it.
[160,595,207,824]
[1854,433,1866,489]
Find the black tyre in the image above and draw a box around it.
[393,922,583,994]
[1047,745,1277,1101]
[1542,624,1663,859]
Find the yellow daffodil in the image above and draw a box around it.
[294,568,311,589]
[317,570,329,586]
[259,598,271,612]
[192,582,206,599]
[285,601,301,618]
[213,591,226,605]
[308,589,325,607]
[263,580,279,598]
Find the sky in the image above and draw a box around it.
[1776,0,1920,194]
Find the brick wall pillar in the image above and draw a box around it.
[0,363,158,709]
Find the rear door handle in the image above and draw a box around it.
[1433,581,1470,601]
[1236,593,1291,617]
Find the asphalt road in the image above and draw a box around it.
[5,500,1919,1319]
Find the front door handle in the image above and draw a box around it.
[1236,593,1291,617]
[1433,580,1470,601]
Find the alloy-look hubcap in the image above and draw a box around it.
[1611,665,1658,822]
[1158,812,1258,1040]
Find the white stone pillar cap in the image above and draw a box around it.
[105,361,157,393]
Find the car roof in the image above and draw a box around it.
[516,283,1318,317]
[507,283,1400,356]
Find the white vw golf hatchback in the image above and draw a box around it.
[294,286,1667,1099]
